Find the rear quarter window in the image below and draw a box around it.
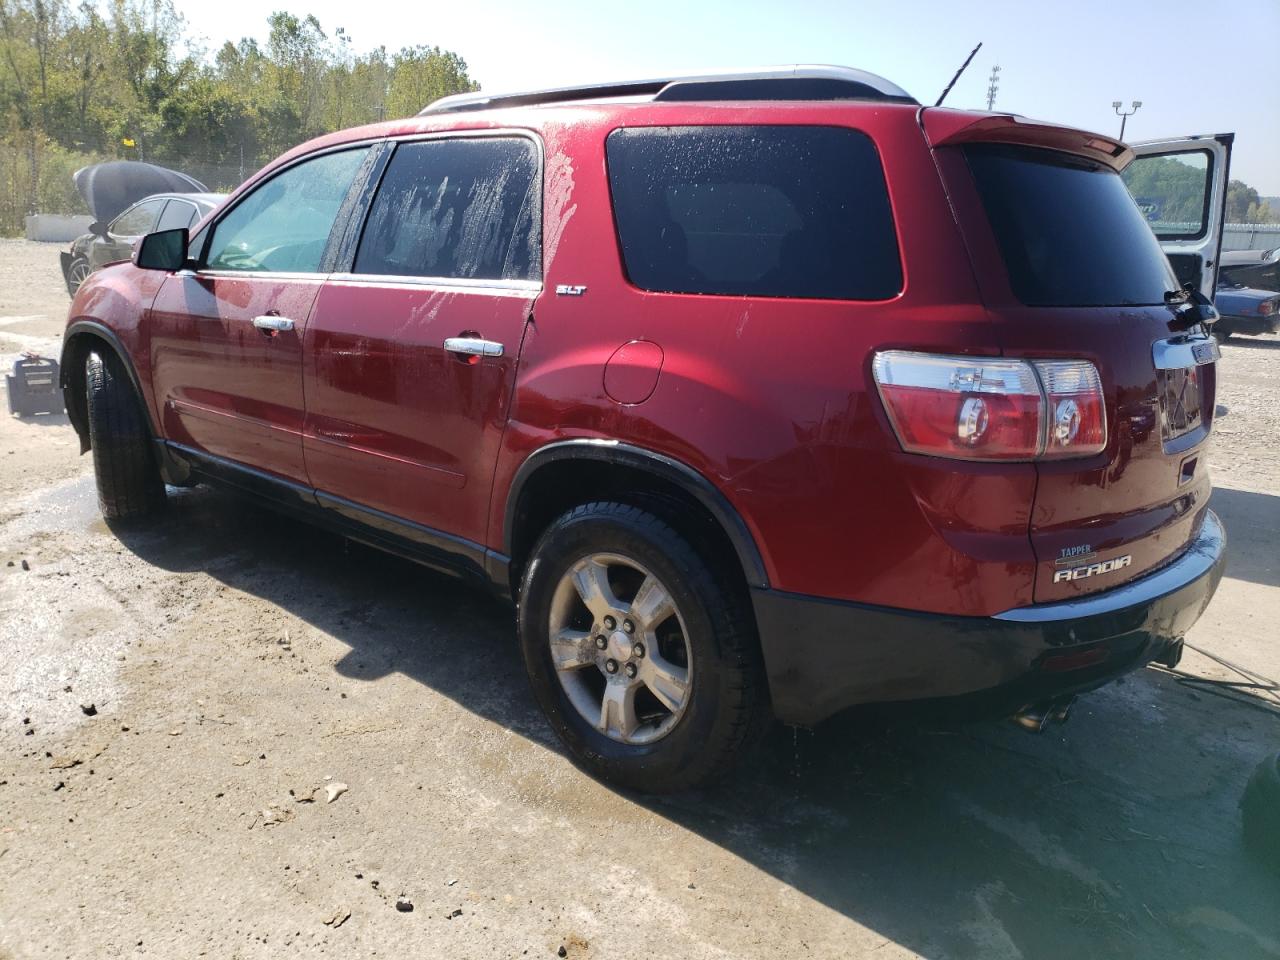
[606,125,902,300]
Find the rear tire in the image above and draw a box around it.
[85,351,165,520]
[518,501,765,793]
[67,256,91,296]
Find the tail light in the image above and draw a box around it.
[872,351,1107,461]
[1260,299,1277,317]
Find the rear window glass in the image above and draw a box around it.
[965,146,1177,307]
[354,137,540,282]
[606,126,902,300]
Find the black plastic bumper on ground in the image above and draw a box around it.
[753,511,1227,726]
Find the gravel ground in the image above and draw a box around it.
[0,240,1277,959]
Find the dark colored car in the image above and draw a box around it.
[1220,246,1280,292]
[60,192,225,295]
[58,66,1229,792]
[1214,281,1280,339]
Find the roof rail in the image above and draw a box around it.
[418,65,916,116]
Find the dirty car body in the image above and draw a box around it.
[58,66,1229,790]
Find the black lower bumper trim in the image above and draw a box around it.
[754,510,1227,726]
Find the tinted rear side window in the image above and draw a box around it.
[965,146,1177,307]
[606,126,902,300]
[355,137,540,282]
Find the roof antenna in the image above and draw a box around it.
[935,42,983,107]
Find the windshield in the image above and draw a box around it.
[965,146,1178,307]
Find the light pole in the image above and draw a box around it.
[1112,100,1142,141]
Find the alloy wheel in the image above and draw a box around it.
[547,552,692,745]
[68,259,91,294]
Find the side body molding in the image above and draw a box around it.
[504,438,770,589]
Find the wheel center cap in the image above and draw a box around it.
[607,630,632,662]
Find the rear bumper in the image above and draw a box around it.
[753,510,1227,725]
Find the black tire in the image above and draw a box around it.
[518,501,765,793]
[1215,328,1233,343]
[66,256,91,296]
[85,351,165,520]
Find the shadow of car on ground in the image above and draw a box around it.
[109,483,1280,960]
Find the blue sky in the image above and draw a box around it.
[183,0,1280,194]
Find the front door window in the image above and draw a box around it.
[204,148,369,273]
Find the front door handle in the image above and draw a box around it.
[444,336,504,358]
[252,315,295,333]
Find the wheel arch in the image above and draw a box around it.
[61,321,158,453]
[503,440,770,595]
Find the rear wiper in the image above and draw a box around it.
[1164,284,1219,333]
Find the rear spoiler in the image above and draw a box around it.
[920,108,1134,172]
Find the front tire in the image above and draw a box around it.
[85,351,165,520]
[518,502,764,793]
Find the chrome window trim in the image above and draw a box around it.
[993,510,1224,623]
[195,269,329,282]
[327,272,542,296]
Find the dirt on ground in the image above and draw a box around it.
[0,239,1277,959]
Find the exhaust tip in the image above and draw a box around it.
[1013,696,1076,733]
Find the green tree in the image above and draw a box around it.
[0,1,480,232]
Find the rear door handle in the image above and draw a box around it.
[444,336,503,358]
[252,315,295,333]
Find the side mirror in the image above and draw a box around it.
[134,228,189,272]
[89,220,107,238]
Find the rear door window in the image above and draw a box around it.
[156,199,197,232]
[110,199,166,238]
[605,125,902,300]
[965,146,1178,307]
[353,137,541,282]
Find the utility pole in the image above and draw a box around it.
[1113,100,1142,141]
[985,65,1000,111]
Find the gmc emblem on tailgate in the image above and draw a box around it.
[1053,555,1133,583]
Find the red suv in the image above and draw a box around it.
[61,67,1229,792]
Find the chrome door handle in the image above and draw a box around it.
[252,315,295,333]
[444,337,503,358]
